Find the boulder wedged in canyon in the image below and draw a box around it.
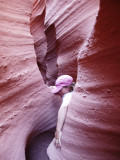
[47,0,120,160]
[0,0,61,160]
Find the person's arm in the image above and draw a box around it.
[54,104,68,147]
[54,92,72,147]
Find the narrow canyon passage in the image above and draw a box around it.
[0,0,120,160]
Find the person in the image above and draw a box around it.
[50,75,75,148]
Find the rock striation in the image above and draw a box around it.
[0,0,60,160]
[0,0,120,160]
[47,0,120,160]
[44,0,100,82]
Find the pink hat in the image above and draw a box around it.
[51,75,73,93]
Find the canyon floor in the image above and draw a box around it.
[26,128,55,160]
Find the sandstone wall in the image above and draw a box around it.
[0,0,120,160]
[0,0,60,159]
[44,0,100,83]
[47,0,120,160]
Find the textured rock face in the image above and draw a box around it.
[47,0,120,160]
[31,0,60,86]
[44,0,100,83]
[0,0,60,160]
[0,0,120,160]
[32,0,100,85]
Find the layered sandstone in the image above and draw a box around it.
[47,0,120,160]
[0,0,120,160]
[44,0,100,82]
[0,0,60,160]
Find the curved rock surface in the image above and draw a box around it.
[47,0,120,160]
[44,0,100,82]
[0,0,60,159]
[0,0,120,160]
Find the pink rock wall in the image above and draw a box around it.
[31,0,59,86]
[30,0,48,83]
[47,0,120,160]
[44,0,100,82]
[32,0,99,85]
[0,0,120,160]
[0,0,60,159]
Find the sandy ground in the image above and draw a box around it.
[26,128,55,160]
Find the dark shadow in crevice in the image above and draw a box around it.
[30,4,59,86]
[30,8,48,84]
[45,24,59,86]
[25,127,55,160]
[37,59,47,84]
[34,9,48,84]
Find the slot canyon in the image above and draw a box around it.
[0,0,120,160]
